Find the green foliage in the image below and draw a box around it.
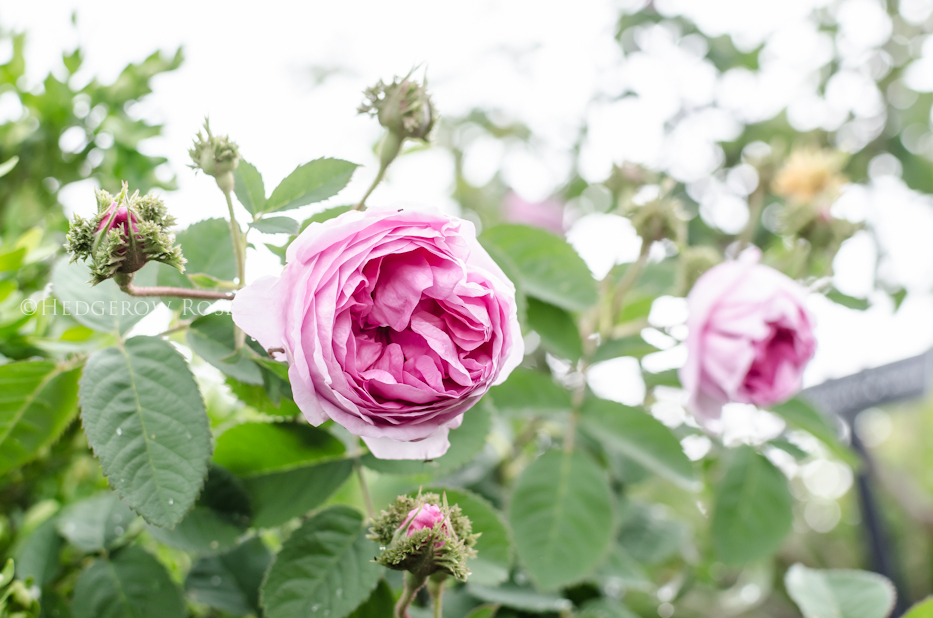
[261,506,384,618]
[250,216,300,235]
[56,492,135,552]
[0,359,81,475]
[71,546,186,618]
[51,258,157,333]
[904,598,933,618]
[525,298,582,361]
[711,446,793,565]
[186,313,263,384]
[785,564,897,618]
[79,336,212,527]
[509,450,613,590]
[263,158,359,213]
[481,224,598,312]
[185,537,272,616]
[233,159,266,215]
[487,367,572,416]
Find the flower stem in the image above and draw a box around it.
[119,284,234,300]
[355,131,403,211]
[355,452,375,520]
[223,190,247,349]
[395,572,427,618]
[427,574,447,618]
[603,241,651,337]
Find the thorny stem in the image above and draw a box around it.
[119,284,234,300]
[223,190,247,349]
[395,572,427,618]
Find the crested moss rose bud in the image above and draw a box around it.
[358,72,437,141]
[369,493,477,581]
[65,184,186,285]
[188,119,240,194]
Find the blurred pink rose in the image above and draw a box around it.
[233,208,523,460]
[680,250,816,422]
[503,192,565,235]
[401,503,448,547]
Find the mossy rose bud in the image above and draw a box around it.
[369,493,477,581]
[359,72,436,141]
[65,184,186,285]
[188,119,240,193]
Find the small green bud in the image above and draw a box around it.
[188,119,240,193]
[628,182,687,246]
[65,183,185,285]
[369,492,478,581]
[359,72,437,141]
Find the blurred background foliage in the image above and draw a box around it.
[4,1,933,618]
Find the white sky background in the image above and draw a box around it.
[6,0,933,390]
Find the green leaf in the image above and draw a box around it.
[157,218,235,311]
[225,378,300,417]
[213,422,345,476]
[14,517,62,587]
[186,273,237,289]
[578,598,639,618]
[526,298,582,361]
[56,492,135,553]
[243,458,354,528]
[480,224,598,312]
[428,487,512,586]
[617,500,686,565]
[592,336,659,363]
[580,398,697,490]
[463,605,500,618]
[785,564,896,618]
[467,584,571,613]
[264,158,358,213]
[361,399,491,475]
[148,465,251,554]
[300,206,353,230]
[51,258,157,333]
[487,368,571,416]
[347,580,394,618]
[251,216,300,235]
[0,247,25,272]
[826,289,870,311]
[234,159,266,215]
[0,155,19,178]
[72,546,186,618]
[592,545,652,591]
[509,450,613,590]
[260,506,384,618]
[186,313,263,385]
[712,446,793,565]
[79,336,212,528]
[0,360,82,475]
[891,289,908,311]
[769,398,857,466]
[903,598,933,618]
[186,538,272,616]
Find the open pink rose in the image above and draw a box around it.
[401,504,449,547]
[680,250,816,422]
[233,208,523,459]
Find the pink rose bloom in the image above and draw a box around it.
[233,208,523,460]
[97,203,139,250]
[503,192,565,235]
[401,503,448,547]
[680,250,816,422]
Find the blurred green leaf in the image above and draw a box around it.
[712,446,793,565]
[14,517,62,587]
[186,538,272,616]
[56,492,135,553]
[826,289,869,311]
[260,506,383,618]
[186,313,263,385]
[592,335,659,363]
[463,605,500,618]
[250,216,300,235]
[481,224,598,312]
[580,398,697,490]
[578,598,639,618]
[903,598,933,618]
[617,500,687,565]
[244,458,354,528]
[51,258,157,333]
[509,449,613,590]
[264,158,358,213]
[346,579,394,618]
[0,156,18,178]
[487,368,571,416]
[213,422,345,476]
[770,398,857,466]
[158,218,236,313]
[467,584,571,613]
[72,546,186,618]
[79,336,212,528]
[526,298,582,361]
[234,159,266,215]
[0,359,81,475]
[785,564,896,618]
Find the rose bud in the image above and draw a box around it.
[680,248,816,423]
[65,184,186,285]
[358,72,436,142]
[369,493,477,581]
[232,207,523,460]
[188,119,240,194]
